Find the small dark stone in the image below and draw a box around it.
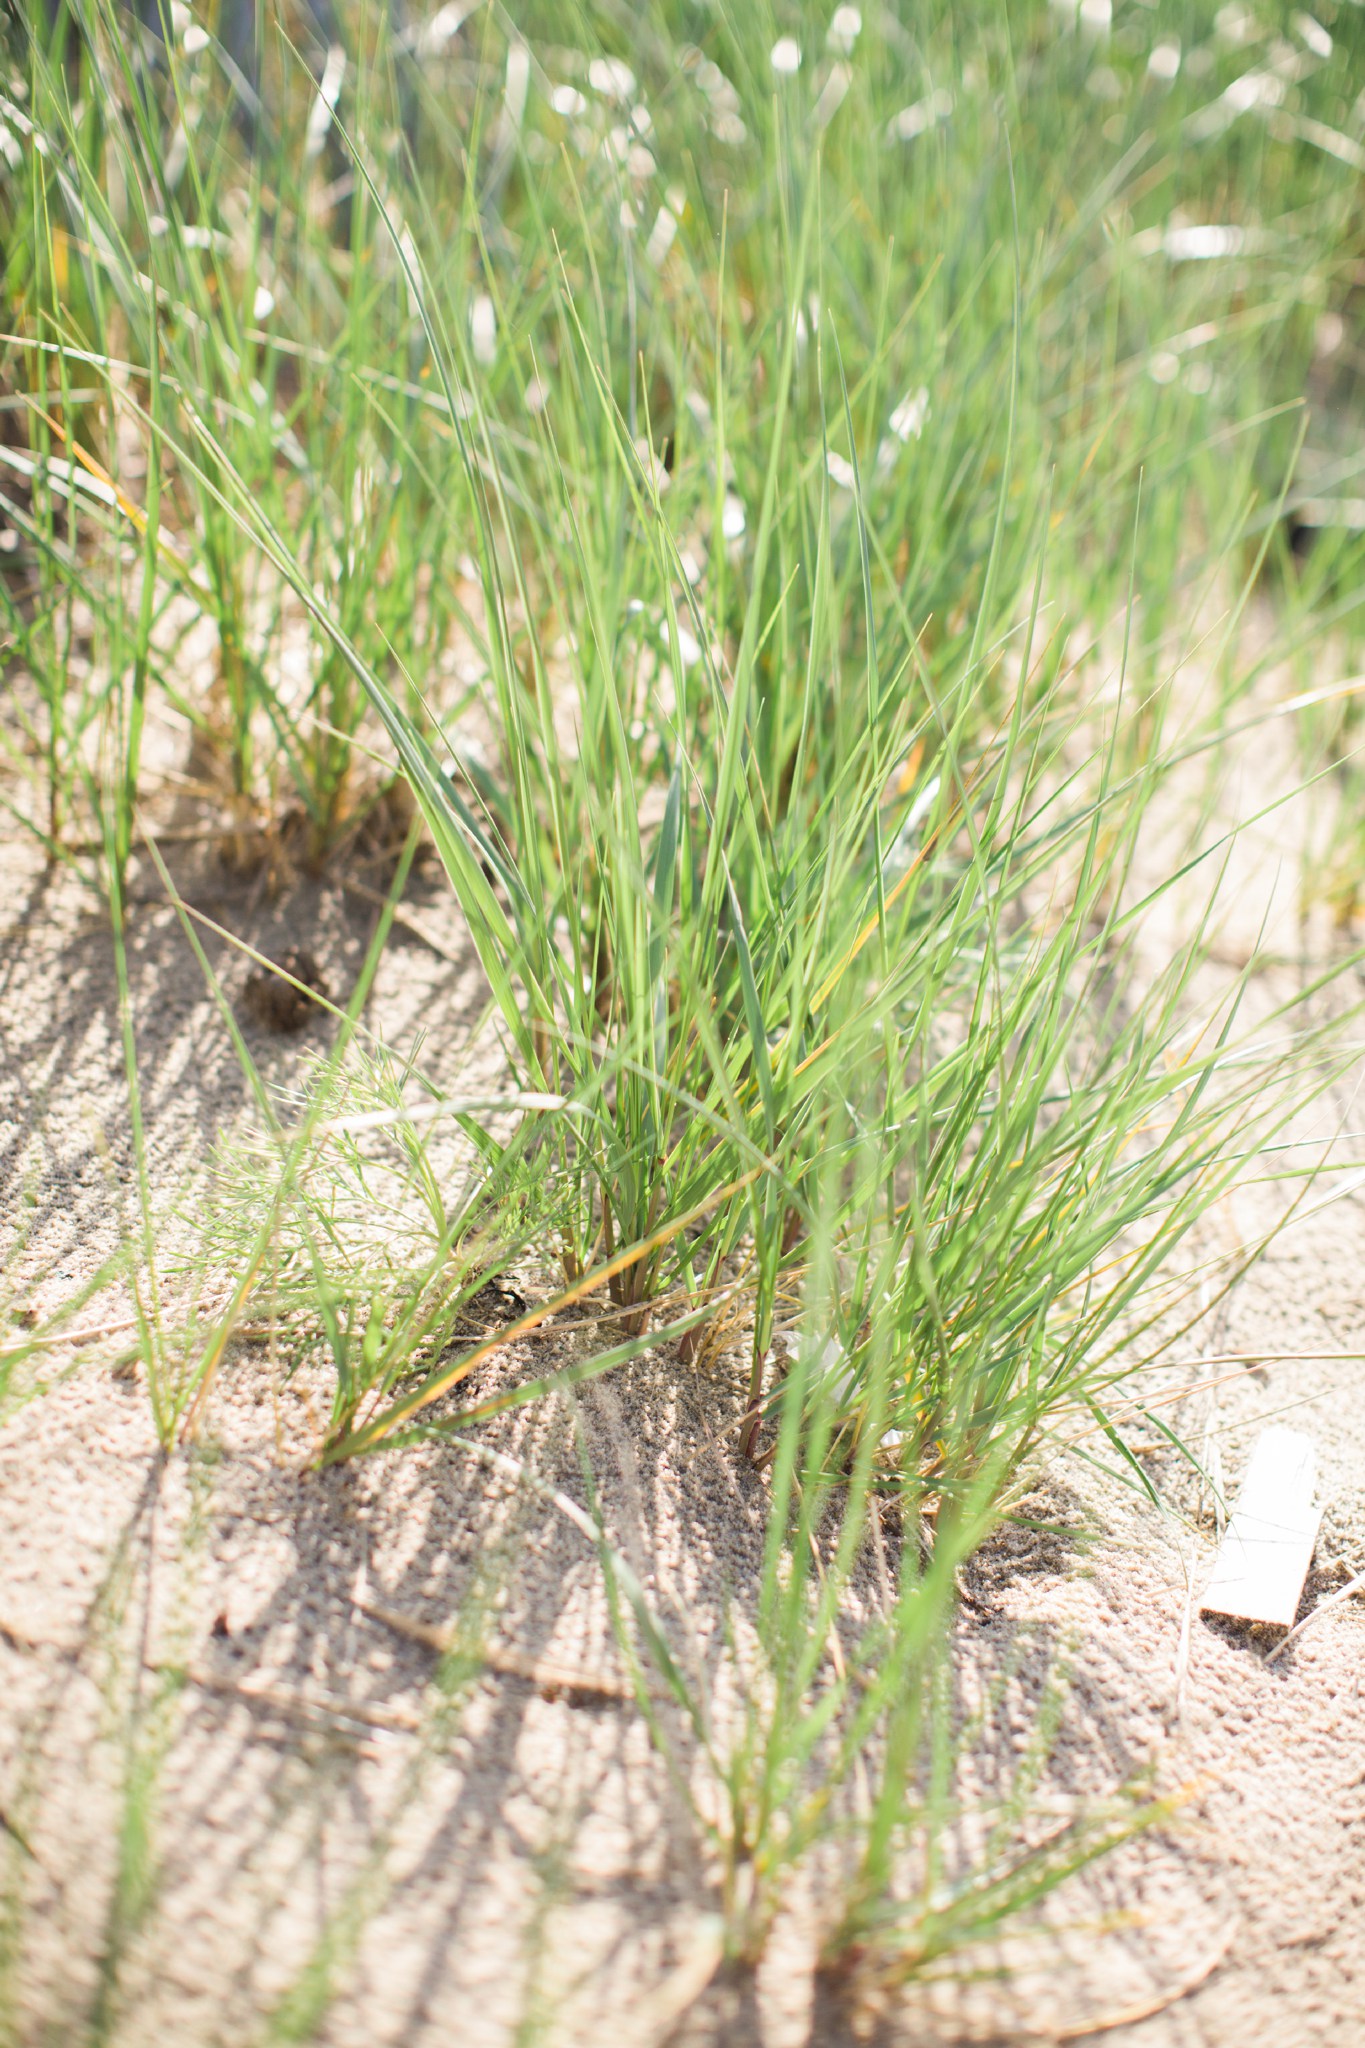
[243,947,330,1033]
[470,1279,528,1324]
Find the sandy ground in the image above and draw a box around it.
[2,742,1365,2046]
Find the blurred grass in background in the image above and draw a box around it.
[3,0,1365,874]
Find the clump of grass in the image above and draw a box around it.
[290,166,1346,1501]
[9,0,1349,1575]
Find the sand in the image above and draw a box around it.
[2,735,1364,2047]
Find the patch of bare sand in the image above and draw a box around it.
[2,778,1365,2047]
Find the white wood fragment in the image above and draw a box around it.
[1199,1426,1321,1629]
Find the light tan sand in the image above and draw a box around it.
[2,742,1364,2047]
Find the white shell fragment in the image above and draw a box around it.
[1200,1426,1321,1629]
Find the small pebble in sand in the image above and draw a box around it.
[243,947,330,1033]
